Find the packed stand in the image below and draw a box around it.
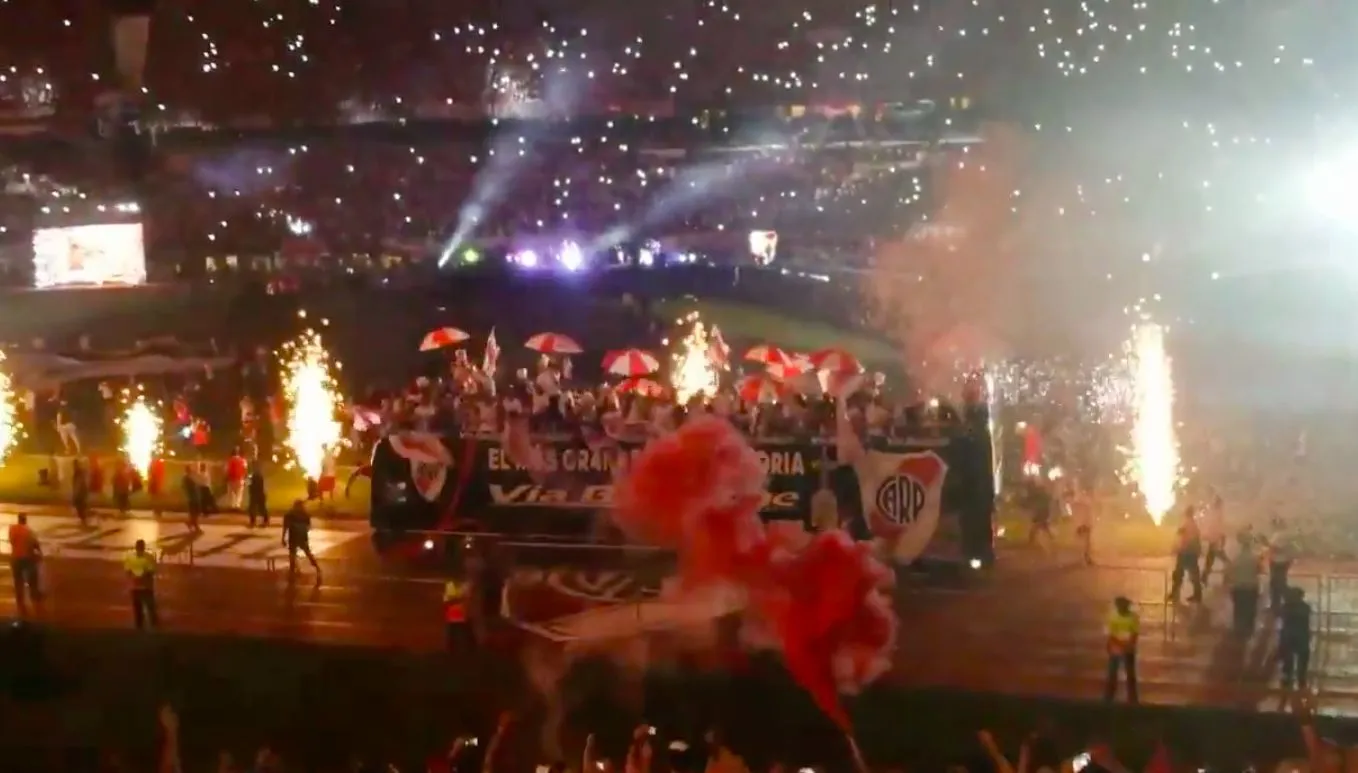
[135,121,941,275]
[0,0,1000,126]
[0,0,977,283]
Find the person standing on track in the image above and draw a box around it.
[1104,596,1139,704]
[443,575,472,652]
[1167,506,1203,604]
[7,514,44,615]
[1228,531,1262,636]
[247,456,269,528]
[71,459,91,526]
[1070,482,1094,565]
[224,446,248,511]
[281,499,322,582]
[124,539,159,630]
[1025,478,1055,552]
[1278,587,1312,691]
[180,465,202,533]
[1199,494,1228,584]
[1267,516,1296,612]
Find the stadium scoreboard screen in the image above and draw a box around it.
[32,223,148,288]
[749,230,778,265]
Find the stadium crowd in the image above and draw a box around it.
[0,0,987,285]
[27,689,1346,773]
[0,114,949,285]
[144,128,936,272]
[0,0,984,126]
[23,304,919,466]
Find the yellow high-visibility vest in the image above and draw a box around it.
[443,580,467,623]
[124,553,156,588]
[1106,610,1139,653]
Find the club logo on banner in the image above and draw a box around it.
[411,462,448,502]
[857,450,948,564]
[389,432,454,502]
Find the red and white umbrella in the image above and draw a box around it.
[604,348,660,377]
[419,327,470,351]
[818,370,866,397]
[808,347,863,374]
[743,344,793,367]
[525,332,583,354]
[350,405,383,432]
[765,360,811,381]
[736,374,792,404]
[616,376,666,398]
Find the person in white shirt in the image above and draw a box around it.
[477,398,498,434]
[534,366,561,397]
[530,385,550,418]
[624,396,647,425]
[56,406,80,455]
[533,366,563,429]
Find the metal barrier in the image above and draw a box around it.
[1075,563,1173,640]
[3,535,157,563]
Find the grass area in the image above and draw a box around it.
[0,454,371,517]
[653,297,899,365]
[0,285,197,341]
[0,628,1318,770]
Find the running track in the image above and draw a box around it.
[5,517,1358,714]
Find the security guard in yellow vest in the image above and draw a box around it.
[1104,596,1139,703]
[124,539,159,630]
[443,578,472,651]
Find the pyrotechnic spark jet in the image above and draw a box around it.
[281,330,343,480]
[0,353,18,462]
[119,392,161,476]
[670,314,721,403]
[984,369,1002,495]
[1124,323,1180,524]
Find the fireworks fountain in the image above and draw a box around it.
[670,312,721,403]
[983,370,1003,495]
[0,353,19,462]
[119,391,162,476]
[280,328,344,480]
[1122,322,1181,524]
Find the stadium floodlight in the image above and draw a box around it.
[559,241,584,271]
[1304,147,1358,224]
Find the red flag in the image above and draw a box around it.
[1023,424,1043,468]
[1144,743,1172,773]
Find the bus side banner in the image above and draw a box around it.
[477,438,821,519]
[370,429,994,562]
[465,435,985,528]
